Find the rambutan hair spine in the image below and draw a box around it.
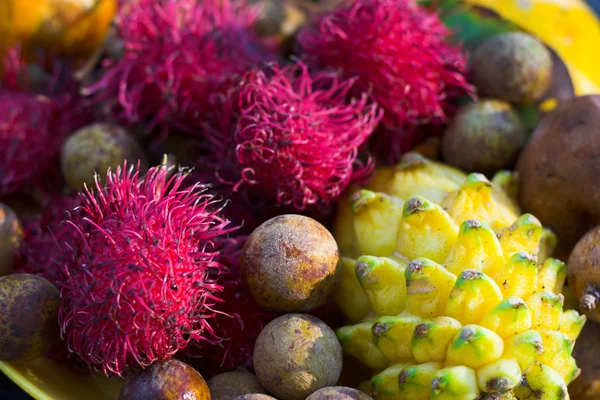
[58,161,239,376]
[207,60,383,213]
[296,0,474,164]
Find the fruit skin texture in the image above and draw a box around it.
[568,226,600,322]
[516,95,600,257]
[306,386,374,399]
[0,273,60,362]
[472,32,552,104]
[0,203,23,276]
[207,368,265,400]
[241,214,340,313]
[296,0,472,163]
[570,320,600,400]
[60,123,148,191]
[233,395,278,400]
[442,100,528,176]
[117,359,209,400]
[59,162,235,376]
[253,313,343,400]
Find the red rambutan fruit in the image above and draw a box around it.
[205,61,382,212]
[296,0,473,163]
[87,0,277,140]
[58,162,236,376]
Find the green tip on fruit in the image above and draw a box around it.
[350,190,379,213]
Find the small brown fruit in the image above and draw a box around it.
[208,368,265,400]
[61,123,148,191]
[570,321,600,399]
[568,226,600,320]
[472,32,552,104]
[233,395,278,400]
[306,386,374,399]
[0,274,60,361]
[253,313,343,400]
[0,203,23,277]
[118,359,210,400]
[241,214,340,313]
[442,100,528,176]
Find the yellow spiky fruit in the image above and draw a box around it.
[334,155,584,399]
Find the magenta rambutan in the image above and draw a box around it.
[58,162,236,376]
[296,0,473,163]
[205,61,382,212]
[87,0,277,139]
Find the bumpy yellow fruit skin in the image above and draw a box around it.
[334,154,584,399]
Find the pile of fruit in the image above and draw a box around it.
[1,0,600,399]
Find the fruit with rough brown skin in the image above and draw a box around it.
[306,386,373,399]
[253,313,342,400]
[233,395,278,400]
[208,368,266,400]
[570,321,600,399]
[241,214,340,313]
[0,274,60,361]
[516,95,600,257]
[0,203,23,277]
[118,359,210,400]
[471,32,552,104]
[568,226,600,321]
[442,100,528,176]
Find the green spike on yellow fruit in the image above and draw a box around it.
[398,361,443,400]
[494,252,538,299]
[396,197,459,263]
[444,219,505,277]
[333,257,370,323]
[536,330,577,383]
[513,362,569,400]
[446,325,504,369]
[498,214,543,260]
[538,228,558,263]
[356,256,407,316]
[412,317,463,364]
[372,313,421,363]
[371,363,410,400]
[527,292,564,331]
[350,190,405,257]
[430,366,479,400]
[502,330,544,371]
[405,258,457,318]
[480,297,533,339]
[445,270,503,325]
[477,359,522,393]
[558,310,586,341]
[491,170,519,202]
[537,258,567,294]
[337,322,389,370]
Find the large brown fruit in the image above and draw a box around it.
[570,321,600,399]
[0,203,23,277]
[208,368,265,400]
[241,214,340,313]
[0,274,60,361]
[306,386,373,399]
[118,359,210,400]
[516,95,600,257]
[568,226,600,320]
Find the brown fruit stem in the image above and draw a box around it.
[580,284,600,312]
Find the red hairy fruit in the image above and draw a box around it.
[88,0,277,139]
[59,162,236,376]
[208,62,382,211]
[296,0,472,163]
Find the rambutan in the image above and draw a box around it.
[205,61,381,212]
[296,0,473,163]
[58,162,236,376]
[87,0,277,139]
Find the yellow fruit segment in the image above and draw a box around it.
[537,258,567,294]
[444,219,505,277]
[558,310,586,341]
[446,325,504,369]
[356,256,407,317]
[513,361,569,400]
[371,363,410,400]
[405,258,457,318]
[480,297,533,339]
[397,197,459,263]
[412,317,463,364]
[491,170,519,202]
[398,361,443,400]
[494,252,538,299]
[445,270,503,325]
[372,314,421,363]
[536,330,578,383]
[527,292,564,331]
[498,214,544,260]
[502,330,544,371]
[337,322,389,370]
[334,257,370,323]
[476,359,522,393]
[430,366,479,400]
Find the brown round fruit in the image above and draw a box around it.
[306,386,374,399]
[570,321,600,399]
[61,123,148,191]
[0,203,23,277]
[253,313,342,400]
[471,32,552,104]
[233,395,278,400]
[118,359,210,400]
[516,95,600,257]
[0,274,60,361]
[568,226,600,320]
[442,100,528,176]
[241,214,340,313]
[208,368,265,400]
